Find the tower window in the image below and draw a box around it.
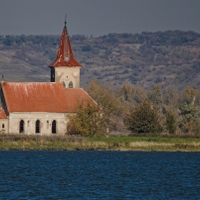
[62,81,66,88]
[2,124,4,129]
[51,68,55,82]
[68,81,74,88]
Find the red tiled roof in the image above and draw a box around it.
[1,82,95,113]
[0,108,7,119]
[49,24,81,68]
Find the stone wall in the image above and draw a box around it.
[0,119,8,134]
[8,112,69,135]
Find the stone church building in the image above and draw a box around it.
[0,20,96,135]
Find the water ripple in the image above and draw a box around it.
[0,151,199,199]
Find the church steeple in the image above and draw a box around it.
[49,15,82,88]
[49,16,81,67]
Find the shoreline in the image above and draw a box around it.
[0,134,200,152]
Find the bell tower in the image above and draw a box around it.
[49,16,82,88]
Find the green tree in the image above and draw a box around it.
[117,83,146,104]
[163,87,179,108]
[67,103,107,137]
[166,110,177,134]
[3,35,15,46]
[179,103,200,134]
[148,84,163,106]
[124,99,164,134]
[179,86,197,106]
[87,80,120,128]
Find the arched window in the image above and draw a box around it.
[2,124,4,128]
[35,120,40,133]
[68,81,74,88]
[52,120,56,134]
[62,81,66,88]
[19,120,24,133]
[47,120,49,129]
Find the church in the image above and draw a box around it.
[0,19,96,135]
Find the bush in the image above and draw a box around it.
[124,99,164,134]
[67,103,108,137]
[166,110,177,134]
[178,103,200,134]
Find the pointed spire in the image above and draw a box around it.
[49,15,81,67]
[64,14,67,28]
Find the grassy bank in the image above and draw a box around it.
[1,134,200,151]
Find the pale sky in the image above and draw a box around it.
[0,0,199,36]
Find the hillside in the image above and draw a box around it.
[0,30,200,90]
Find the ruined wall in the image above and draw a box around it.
[8,112,70,135]
[0,119,8,134]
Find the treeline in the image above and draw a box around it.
[0,35,60,47]
[101,30,200,46]
[1,30,199,47]
[68,80,200,136]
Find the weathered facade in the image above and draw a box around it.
[0,20,95,135]
[0,108,8,134]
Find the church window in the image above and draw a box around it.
[2,124,4,128]
[62,81,66,88]
[35,120,40,133]
[47,120,49,129]
[68,81,74,88]
[19,120,24,133]
[52,120,57,134]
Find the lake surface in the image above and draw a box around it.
[0,151,199,199]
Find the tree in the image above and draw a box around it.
[87,80,120,129]
[67,103,107,137]
[3,35,15,46]
[166,110,177,134]
[163,87,179,108]
[117,83,146,104]
[124,99,164,134]
[178,103,200,134]
[179,86,197,106]
[148,84,163,106]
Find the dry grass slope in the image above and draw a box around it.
[0,31,200,90]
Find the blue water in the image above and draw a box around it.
[0,151,200,199]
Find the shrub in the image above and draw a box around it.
[67,103,108,137]
[166,110,177,134]
[178,103,200,134]
[124,99,164,134]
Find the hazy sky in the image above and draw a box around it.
[0,0,200,36]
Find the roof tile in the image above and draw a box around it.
[1,82,95,113]
[49,25,81,67]
[0,108,7,119]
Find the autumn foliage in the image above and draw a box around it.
[68,81,200,136]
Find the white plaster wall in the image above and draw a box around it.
[8,112,70,135]
[0,119,8,134]
[55,67,81,88]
